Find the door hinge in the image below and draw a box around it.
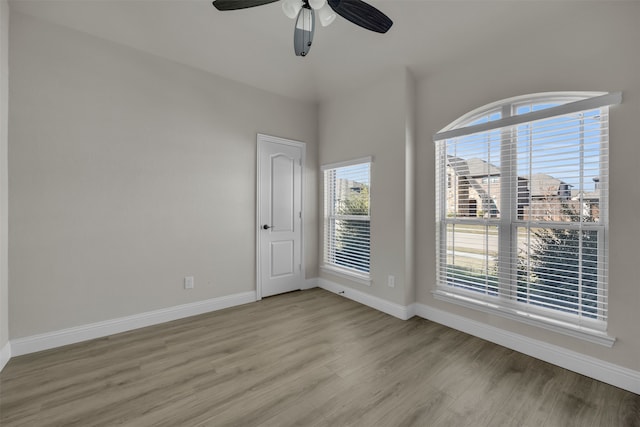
[299,264,302,271]
[299,211,302,219]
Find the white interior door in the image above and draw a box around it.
[257,134,304,298]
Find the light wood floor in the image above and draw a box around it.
[1,288,638,426]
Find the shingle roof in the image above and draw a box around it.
[529,173,570,197]
[447,156,500,177]
[447,157,572,197]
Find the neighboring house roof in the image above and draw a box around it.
[447,158,573,197]
[529,173,571,197]
[572,189,601,201]
[447,156,501,178]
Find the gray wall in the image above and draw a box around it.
[5,0,639,378]
[0,0,8,353]
[8,12,318,338]
[416,2,640,372]
[318,68,416,306]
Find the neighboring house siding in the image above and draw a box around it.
[446,159,599,221]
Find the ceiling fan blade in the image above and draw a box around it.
[327,0,392,33]
[294,7,315,57]
[212,0,280,11]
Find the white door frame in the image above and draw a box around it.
[256,133,306,300]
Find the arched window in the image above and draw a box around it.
[433,92,621,346]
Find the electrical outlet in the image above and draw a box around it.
[184,276,194,289]
[388,275,395,288]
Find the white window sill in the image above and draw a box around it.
[321,265,371,286]
[433,289,616,347]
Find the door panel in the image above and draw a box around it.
[257,135,304,298]
[271,241,294,277]
[271,155,295,231]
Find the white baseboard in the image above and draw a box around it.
[5,282,639,395]
[10,291,256,357]
[406,303,417,319]
[301,278,318,290]
[310,280,639,395]
[317,278,413,320]
[414,303,640,395]
[0,341,10,372]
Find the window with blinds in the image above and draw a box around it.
[434,92,620,345]
[322,158,371,281]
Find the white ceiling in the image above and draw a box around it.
[9,0,589,102]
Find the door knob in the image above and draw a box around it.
[262,224,272,230]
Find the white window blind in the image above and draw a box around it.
[322,158,371,279]
[434,92,620,346]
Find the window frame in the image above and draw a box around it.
[321,157,372,285]
[434,92,620,347]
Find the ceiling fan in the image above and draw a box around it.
[212,0,393,57]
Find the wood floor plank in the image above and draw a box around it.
[591,381,640,427]
[1,288,638,426]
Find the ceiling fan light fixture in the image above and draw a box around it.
[317,4,336,27]
[294,7,315,56]
[282,0,303,19]
[212,0,392,57]
[308,0,326,10]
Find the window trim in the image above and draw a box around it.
[321,157,372,284]
[435,92,620,141]
[321,156,373,172]
[433,288,614,347]
[434,92,620,346]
